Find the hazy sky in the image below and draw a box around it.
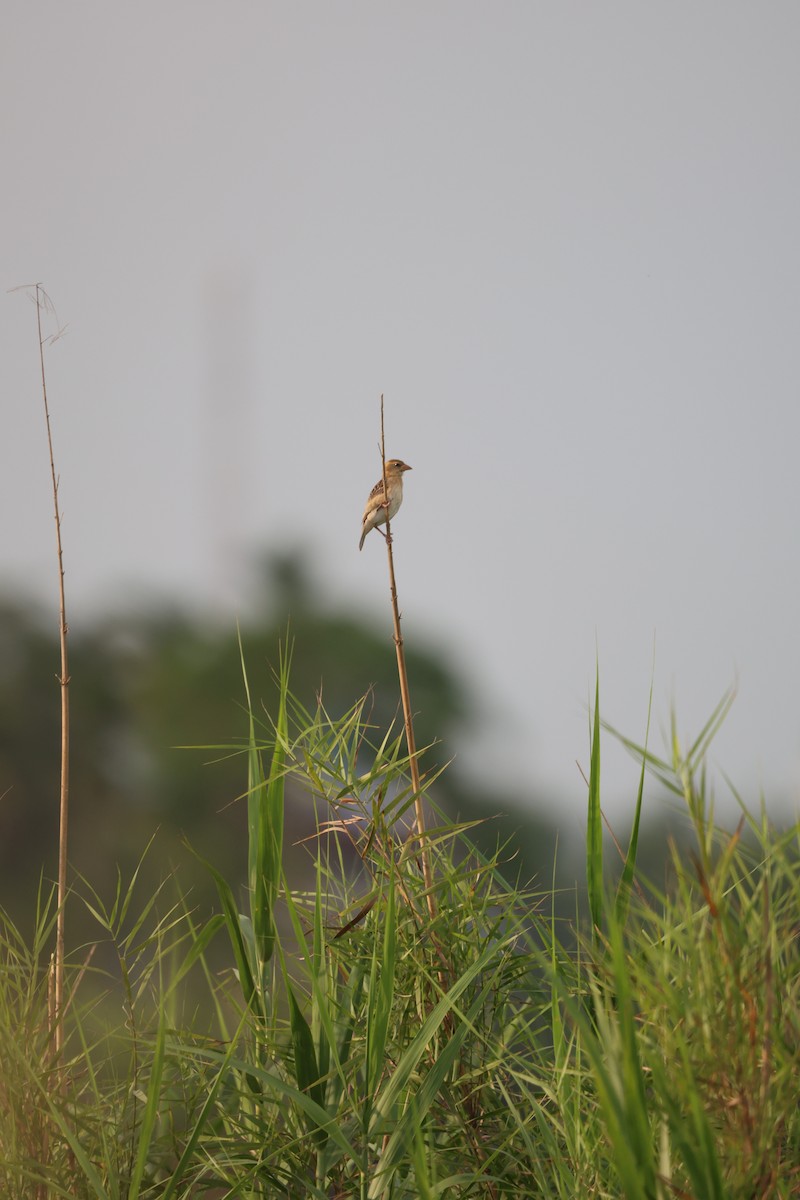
[4,5,800,827]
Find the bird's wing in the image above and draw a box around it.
[366,477,388,503]
[362,479,388,520]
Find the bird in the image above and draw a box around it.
[359,459,412,550]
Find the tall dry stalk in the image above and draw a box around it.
[377,396,436,920]
[33,284,71,1062]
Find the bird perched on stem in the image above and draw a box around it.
[359,459,412,550]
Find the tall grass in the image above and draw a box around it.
[0,653,798,1196]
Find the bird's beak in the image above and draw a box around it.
[403,463,412,472]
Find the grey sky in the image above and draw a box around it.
[4,5,800,823]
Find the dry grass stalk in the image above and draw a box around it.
[33,284,71,1066]
[378,395,436,921]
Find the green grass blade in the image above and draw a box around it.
[240,634,288,969]
[615,673,654,926]
[366,869,396,1097]
[190,845,256,1008]
[286,978,328,1144]
[127,1000,167,1200]
[587,666,603,937]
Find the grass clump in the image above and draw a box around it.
[0,652,798,1196]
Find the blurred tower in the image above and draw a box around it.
[202,268,258,613]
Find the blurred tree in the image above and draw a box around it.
[0,552,484,933]
[0,551,692,944]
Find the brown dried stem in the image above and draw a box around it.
[34,284,71,1064]
[378,396,436,920]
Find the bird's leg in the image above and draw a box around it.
[377,495,393,537]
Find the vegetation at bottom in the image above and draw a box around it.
[1,648,798,1198]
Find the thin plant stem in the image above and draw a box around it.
[378,395,436,920]
[35,284,71,1064]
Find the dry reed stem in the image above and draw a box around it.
[378,396,436,921]
[34,284,71,1066]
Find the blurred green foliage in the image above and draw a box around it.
[0,554,552,932]
[0,551,689,944]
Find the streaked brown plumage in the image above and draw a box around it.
[359,459,412,550]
